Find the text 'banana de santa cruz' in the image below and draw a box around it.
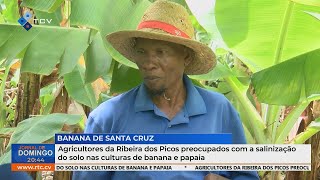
[56,135,154,142]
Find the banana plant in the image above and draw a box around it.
[0,0,151,165]
[0,113,83,164]
[1,0,319,157]
[185,0,320,145]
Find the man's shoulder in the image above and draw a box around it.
[89,86,139,118]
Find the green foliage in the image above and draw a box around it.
[2,0,19,23]
[305,11,320,20]
[190,62,234,80]
[0,60,16,128]
[252,49,320,105]
[110,63,142,93]
[291,0,320,7]
[191,0,320,144]
[186,0,221,42]
[0,127,15,134]
[70,0,151,68]
[0,0,319,157]
[0,13,5,23]
[64,64,97,108]
[0,24,90,76]
[39,83,57,115]
[0,113,83,164]
[98,93,113,105]
[21,0,64,13]
[215,0,320,72]
[33,8,62,26]
[84,32,112,83]
[292,117,320,144]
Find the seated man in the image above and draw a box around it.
[73,0,259,179]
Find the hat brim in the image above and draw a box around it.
[106,30,216,75]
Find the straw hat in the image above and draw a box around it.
[106,0,216,75]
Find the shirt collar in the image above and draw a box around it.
[134,74,207,116]
[183,74,207,116]
[134,83,154,112]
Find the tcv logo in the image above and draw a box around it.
[18,11,53,31]
[18,11,32,31]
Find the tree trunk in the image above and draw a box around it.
[14,73,41,125]
[51,86,72,180]
[286,102,320,180]
[306,132,320,180]
[50,86,71,114]
[307,100,320,180]
[14,72,41,180]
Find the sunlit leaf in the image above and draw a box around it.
[2,0,19,23]
[292,0,320,7]
[304,11,320,20]
[84,32,112,83]
[0,24,90,76]
[21,0,64,13]
[190,62,234,80]
[64,64,97,108]
[110,63,142,93]
[292,117,320,144]
[0,127,15,134]
[33,8,62,26]
[0,113,82,164]
[70,0,151,68]
[185,0,222,41]
[7,113,82,147]
[215,0,320,72]
[252,49,320,105]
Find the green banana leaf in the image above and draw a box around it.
[2,0,19,23]
[305,11,320,19]
[292,0,320,7]
[109,62,208,94]
[64,64,98,108]
[70,0,150,36]
[39,83,57,115]
[215,0,320,72]
[21,0,64,13]
[252,49,320,105]
[213,0,320,105]
[292,117,320,144]
[185,0,222,42]
[0,13,4,23]
[33,8,62,26]
[84,32,112,83]
[0,24,90,76]
[70,0,151,68]
[110,63,142,94]
[0,127,15,134]
[275,95,320,143]
[190,62,234,80]
[8,113,82,147]
[0,113,83,164]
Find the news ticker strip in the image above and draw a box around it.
[54,165,311,171]
[11,134,311,171]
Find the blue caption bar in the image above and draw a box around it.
[55,134,232,144]
[11,144,55,163]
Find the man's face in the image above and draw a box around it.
[134,38,189,96]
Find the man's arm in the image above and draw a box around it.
[72,116,114,180]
